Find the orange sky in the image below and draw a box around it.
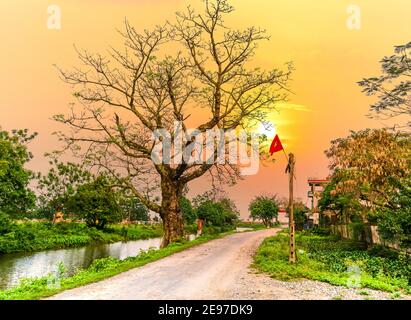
[0,0,410,217]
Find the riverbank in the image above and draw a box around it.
[0,230,236,300]
[0,222,163,254]
[253,231,411,294]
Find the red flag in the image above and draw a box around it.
[269,134,284,155]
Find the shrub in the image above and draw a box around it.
[0,212,13,235]
[66,176,121,229]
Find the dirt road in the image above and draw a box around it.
[49,228,278,300]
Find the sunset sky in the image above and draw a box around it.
[0,0,410,217]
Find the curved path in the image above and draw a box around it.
[49,228,279,300]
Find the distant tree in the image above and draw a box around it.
[249,195,279,227]
[318,175,362,224]
[324,129,410,222]
[119,195,149,222]
[66,175,121,229]
[290,200,310,230]
[0,129,36,215]
[180,197,197,225]
[358,42,411,129]
[37,160,92,215]
[377,176,411,249]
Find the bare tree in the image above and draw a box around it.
[54,0,292,247]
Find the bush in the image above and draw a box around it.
[180,197,197,224]
[196,200,238,227]
[254,232,411,293]
[377,176,411,249]
[0,212,13,235]
[0,221,163,254]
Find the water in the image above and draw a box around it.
[0,238,162,290]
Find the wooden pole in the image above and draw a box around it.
[287,153,296,264]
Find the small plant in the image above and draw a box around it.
[359,290,369,296]
[390,292,402,300]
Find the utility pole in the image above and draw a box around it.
[286,153,296,264]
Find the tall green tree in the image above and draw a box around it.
[118,194,149,222]
[0,129,36,215]
[324,129,410,223]
[249,195,279,227]
[358,42,411,129]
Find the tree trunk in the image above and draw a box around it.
[160,179,184,248]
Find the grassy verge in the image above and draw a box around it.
[0,231,233,300]
[253,231,411,293]
[236,221,268,230]
[0,222,163,254]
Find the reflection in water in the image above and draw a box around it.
[0,238,162,290]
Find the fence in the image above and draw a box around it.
[330,224,403,251]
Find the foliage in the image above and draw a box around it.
[254,232,411,293]
[180,197,197,224]
[0,221,162,254]
[358,42,411,128]
[37,160,92,215]
[0,231,232,300]
[196,200,238,227]
[53,0,292,246]
[319,174,362,223]
[118,195,149,222]
[323,129,410,222]
[377,176,411,248]
[236,221,267,230]
[65,175,121,229]
[193,191,239,228]
[249,195,279,227]
[0,212,13,235]
[0,128,36,215]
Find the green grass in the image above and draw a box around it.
[0,222,163,254]
[236,221,273,230]
[253,231,411,294]
[0,231,233,300]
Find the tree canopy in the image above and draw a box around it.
[0,129,36,215]
[249,195,279,227]
[65,175,121,229]
[358,42,411,129]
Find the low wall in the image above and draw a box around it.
[330,224,402,250]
